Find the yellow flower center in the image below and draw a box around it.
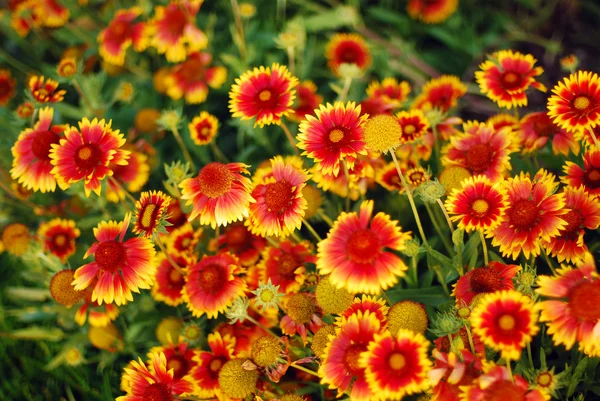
[403,124,416,135]
[574,96,590,110]
[329,129,345,143]
[388,352,406,370]
[503,72,518,84]
[54,234,67,247]
[472,199,490,215]
[197,162,234,199]
[140,204,157,229]
[498,314,515,331]
[169,268,183,284]
[536,372,553,387]
[259,90,272,101]
[210,358,223,372]
[78,146,92,160]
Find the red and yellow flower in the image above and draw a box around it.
[412,75,467,112]
[475,50,546,109]
[133,190,171,238]
[180,162,254,229]
[366,78,411,109]
[152,252,193,307]
[443,122,514,182]
[562,149,600,197]
[311,157,375,201]
[165,52,227,104]
[342,295,389,324]
[189,111,219,146]
[117,352,193,401]
[149,342,196,384]
[543,186,600,263]
[445,175,508,233]
[166,223,203,257]
[50,117,130,196]
[75,296,120,327]
[247,157,309,237]
[317,200,412,294]
[461,365,549,401]
[407,0,458,24]
[11,107,66,193]
[319,311,383,400]
[183,253,246,318]
[325,33,371,76]
[72,214,156,306]
[0,69,16,105]
[149,1,207,63]
[547,70,600,133]
[537,253,600,357]
[471,290,539,360]
[257,240,316,294]
[216,222,266,267]
[360,330,432,399]
[290,81,323,122]
[297,102,368,176]
[229,63,298,127]
[29,76,66,103]
[429,350,483,401]
[453,261,520,306]
[38,218,80,263]
[190,332,236,398]
[490,172,567,259]
[106,148,151,203]
[519,111,579,156]
[396,109,430,144]
[280,292,324,345]
[9,0,69,37]
[97,7,148,66]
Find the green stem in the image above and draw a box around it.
[210,141,229,162]
[338,77,352,102]
[390,151,429,246]
[342,160,351,212]
[230,0,247,60]
[506,359,514,382]
[171,125,195,170]
[436,199,454,233]
[302,218,322,242]
[155,235,185,276]
[411,256,418,288]
[246,316,279,339]
[289,362,319,377]
[287,46,295,76]
[423,202,453,255]
[318,210,334,227]
[464,324,476,355]
[527,342,534,369]
[541,250,557,275]
[479,230,489,266]
[280,121,300,156]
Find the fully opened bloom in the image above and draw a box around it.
[117,352,193,401]
[98,7,148,66]
[166,223,203,257]
[290,81,323,121]
[396,109,430,144]
[543,186,600,263]
[475,50,546,109]
[325,33,371,76]
[11,107,66,193]
[453,262,520,306]
[547,70,600,132]
[149,1,208,63]
[149,342,196,384]
[106,148,151,203]
[562,149,600,197]
[50,117,130,196]
[152,252,193,307]
[360,330,432,399]
[317,200,412,294]
[429,350,483,401]
[0,69,16,105]
[38,218,80,263]
[180,162,254,228]
[366,78,411,109]
[257,240,316,294]
[28,76,66,103]
[461,365,549,401]
[183,253,247,318]
[217,222,266,267]
[280,292,324,345]
[445,175,507,232]
[519,111,579,156]
[165,52,227,104]
[471,290,539,360]
[490,172,567,259]
[189,111,219,145]
[72,215,156,306]
[412,75,467,112]
[133,190,171,238]
[190,332,236,398]
[319,311,383,401]
[297,102,368,176]
[229,63,298,127]
[537,254,600,357]
[247,157,309,237]
[442,122,514,182]
[407,0,458,23]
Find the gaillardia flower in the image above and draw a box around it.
[562,149,600,198]
[396,109,430,144]
[317,200,412,294]
[189,111,219,146]
[29,76,66,103]
[412,75,467,112]
[166,223,203,257]
[117,352,193,401]
[537,254,600,357]
[475,50,546,109]
[50,117,130,196]
[97,7,148,66]
[247,157,309,237]
[229,63,298,127]
[461,365,549,401]
[445,175,508,232]
[548,70,600,133]
[217,222,266,267]
[518,112,579,156]
[471,290,539,360]
[72,214,156,306]
[257,239,316,294]
[152,252,192,307]
[148,342,196,383]
[106,148,151,203]
[149,1,208,63]
[290,80,323,121]
[183,253,247,318]
[407,0,458,23]
[360,330,432,399]
[490,172,567,259]
[297,102,368,176]
[179,162,254,228]
[366,78,411,109]
[453,261,520,306]
[38,218,80,263]
[325,33,372,76]
[165,52,227,104]
[11,107,66,193]
[190,332,236,398]
[0,69,16,105]
[133,190,172,238]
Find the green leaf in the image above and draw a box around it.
[463,233,481,268]
[427,247,458,283]
[567,357,588,397]
[386,287,451,306]
[4,326,64,341]
[304,6,360,32]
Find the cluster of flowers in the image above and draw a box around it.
[1,1,600,401]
